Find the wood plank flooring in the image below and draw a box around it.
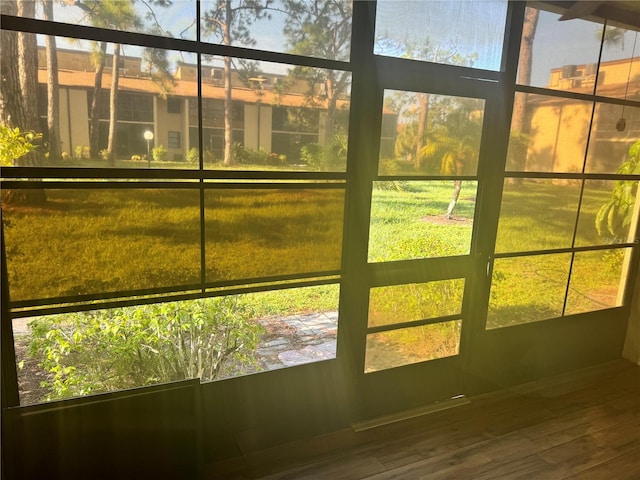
[207,360,640,479]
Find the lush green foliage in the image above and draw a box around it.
[28,297,264,401]
[300,135,348,171]
[232,143,287,166]
[152,144,167,162]
[596,140,640,241]
[0,125,42,166]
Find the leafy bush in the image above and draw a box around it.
[300,143,323,169]
[27,297,265,401]
[186,147,216,164]
[300,135,347,171]
[0,125,42,166]
[186,147,199,164]
[596,140,640,241]
[376,158,407,191]
[232,143,281,165]
[74,145,90,160]
[152,144,167,162]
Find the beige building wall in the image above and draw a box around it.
[244,104,271,152]
[526,101,591,172]
[58,88,71,155]
[155,97,186,160]
[67,88,90,151]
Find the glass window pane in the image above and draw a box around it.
[585,104,640,173]
[8,1,197,40]
[200,57,351,172]
[374,0,508,71]
[14,284,339,405]
[368,280,465,328]
[517,7,602,94]
[507,93,591,173]
[2,188,201,302]
[380,90,484,176]
[565,248,630,315]
[368,181,477,262]
[495,179,581,253]
[365,321,461,373]
[487,253,572,329]
[575,180,639,247]
[596,25,640,100]
[204,187,344,283]
[200,0,352,61]
[3,33,197,168]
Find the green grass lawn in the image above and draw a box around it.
[368,181,477,262]
[488,180,628,328]
[2,187,343,302]
[1,178,627,325]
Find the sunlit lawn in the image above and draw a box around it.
[368,181,477,262]
[2,178,623,324]
[489,180,626,327]
[2,188,343,302]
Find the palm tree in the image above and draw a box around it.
[418,98,483,219]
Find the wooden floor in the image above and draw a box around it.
[209,360,640,479]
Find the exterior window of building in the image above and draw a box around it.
[167,97,181,114]
[168,131,181,149]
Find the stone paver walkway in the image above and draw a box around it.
[256,311,338,370]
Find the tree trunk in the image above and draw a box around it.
[0,2,22,127]
[509,7,538,172]
[324,72,336,143]
[17,0,43,167]
[445,180,462,219]
[42,0,62,161]
[223,2,234,166]
[4,1,48,205]
[107,44,121,166]
[223,56,233,165]
[414,93,429,170]
[90,42,107,160]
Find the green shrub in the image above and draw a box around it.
[300,143,323,170]
[300,135,347,171]
[375,158,406,191]
[186,147,199,164]
[232,144,272,165]
[27,297,265,401]
[0,125,42,166]
[596,140,640,241]
[152,144,167,162]
[73,145,90,160]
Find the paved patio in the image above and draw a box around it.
[255,311,338,370]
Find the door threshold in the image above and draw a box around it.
[351,395,470,432]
